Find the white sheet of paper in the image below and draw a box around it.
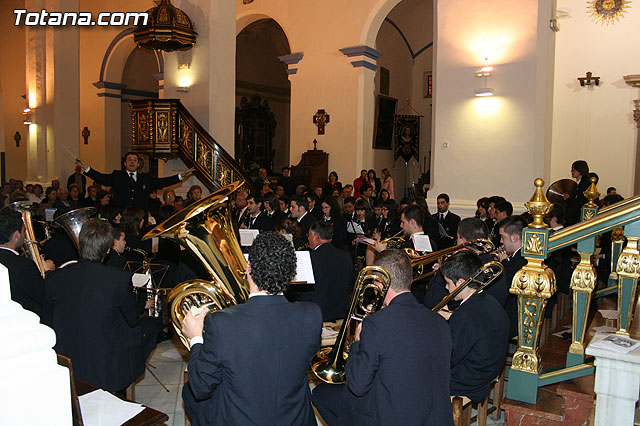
[322,327,339,338]
[45,208,57,222]
[132,273,150,288]
[590,334,640,354]
[78,389,145,426]
[598,309,618,320]
[346,221,364,234]
[243,252,315,284]
[412,234,433,252]
[293,251,315,284]
[160,348,183,360]
[239,229,260,246]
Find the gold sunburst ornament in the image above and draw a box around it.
[587,0,631,25]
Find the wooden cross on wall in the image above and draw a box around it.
[313,109,330,135]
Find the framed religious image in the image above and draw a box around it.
[373,94,397,150]
[394,115,420,162]
[423,71,433,98]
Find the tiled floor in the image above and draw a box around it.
[134,335,505,426]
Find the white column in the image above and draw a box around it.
[586,341,640,426]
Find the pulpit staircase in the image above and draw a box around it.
[500,178,640,425]
[129,99,255,194]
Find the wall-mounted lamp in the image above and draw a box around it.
[474,58,494,97]
[177,63,190,70]
[22,107,32,124]
[177,69,192,92]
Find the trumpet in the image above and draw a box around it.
[432,261,504,312]
[405,238,495,283]
[311,265,391,384]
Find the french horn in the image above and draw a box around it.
[142,181,249,348]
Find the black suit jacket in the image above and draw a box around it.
[296,243,354,321]
[501,249,527,337]
[434,211,460,249]
[247,211,274,232]
[183,295,322,426]
[266,210,287,228]
[344,293,454,426]
[566,178,591,226]
[85,168,180,212]
[297,212,315,243]
[449,292,509,402]
[330,215,348,250]
[0,249,46,320]
[46,261,144,391]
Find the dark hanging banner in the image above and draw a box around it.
[394,115,420,162]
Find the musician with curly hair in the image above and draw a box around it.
[181,232,322,425]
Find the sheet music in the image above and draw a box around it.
[44,208,57,222]
[412,234,433,252]
[132,273,150,288]
[590,334,640,354]
[346,221,364,234]
[78,389,145,426]
[239,229,260,246]
[293,251,315,284]
[243,251,315,284]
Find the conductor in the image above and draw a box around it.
[76,152,193,212]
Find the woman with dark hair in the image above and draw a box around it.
[322,171,342,197]
[183,185,203,208]
[379,188,391,202]
[321,196,347,249]
[120,206,152,254]
[275,217,306,251]
[367,169,381,198]
[37,187,58,217]
[380,199,401,240]
[95,189,111,216]
[566,160,591,226]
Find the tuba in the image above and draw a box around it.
[432,260,504,312]
[53,207,97,252]
[4,201,48,277]
[142,181,249,349]
[405,238,495,283]
[311,265,391,384]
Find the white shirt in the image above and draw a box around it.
[297,212,308,222]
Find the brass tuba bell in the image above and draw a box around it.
[142,181,250,349]
[53,207,97,253]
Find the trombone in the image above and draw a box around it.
[311,265,391,384]
[432,260,504,312]
[405,238,495,282]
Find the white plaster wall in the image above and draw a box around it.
[551,0,640,198]
[431,0,552,218]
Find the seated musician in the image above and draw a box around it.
[293,221,354,321]
[46,218,147,394]
[181,232,322,426]
[239,193,274,232]
[0,208,55,321]
[312,249,454,426]
[373,205,435,301]
[496,215,528,337]
[438,251,510,403]
[424,218,494,309]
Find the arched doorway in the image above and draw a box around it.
[235,18,291,175]
[371,0,434,196]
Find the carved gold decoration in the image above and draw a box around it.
[524,233,543,256]
[584,177,600,207]
[612,227,625,242]
[157,112,169,142]
[587,0,631,25]
[216,158,232,187]
[138,113,150,143]
[571,253,596,291]
[583,209,595,220]
[134,0,197,52]
[197,142,212,174]
[510,259,557,299]
[616,237,640,275]
[179,117,194,154]
[512,347,541,374]
[522,301,539,345]
[525,178,553,229]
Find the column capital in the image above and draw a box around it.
[339,45,382,71]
